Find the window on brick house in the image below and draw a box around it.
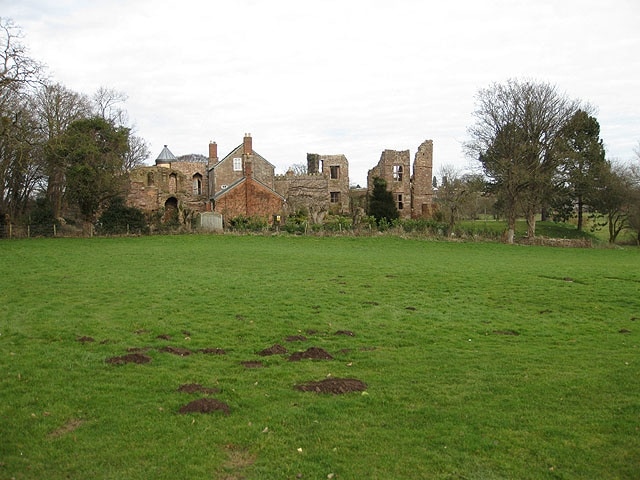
[330,191,341,203]
[233,157,242,171]
[330,165,340,179]
[393,165,403,181]
[397,193,404,210]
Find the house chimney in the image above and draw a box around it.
[244,156,253,178]
[208,141,218,161]
[243,133,252,156]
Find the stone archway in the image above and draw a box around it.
[164,197,179,223]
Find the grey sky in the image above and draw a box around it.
[3,0,639,185]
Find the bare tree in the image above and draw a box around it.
[0,18,44,105]
[123,134,150,172]
[0,18,46,223]
[31,83,92,217]
[466,79,580,243]
[93,86,128,126]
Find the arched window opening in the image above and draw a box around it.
[193,173,203,195]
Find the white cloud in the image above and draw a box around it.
[3,0,639,184]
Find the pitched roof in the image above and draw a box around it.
[156,145,177,162]
[210,144,275,171]
[213,176,285,201]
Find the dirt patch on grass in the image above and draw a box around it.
[48,418,84,438]
[334,330,355,337]
[127,346,151,353]
[217,444,256,480]
[257,344,288,356]
[295,378,367,394]
[198,348,227,355]
[285,335,307,342]
[157,334,172,340]
[289,347,333,361]
[619,329,631,334]
[159,346,192,356]
[106,353,152,364]
[77,336,94,343]
[178,398,230,415]
[178,383,220,394]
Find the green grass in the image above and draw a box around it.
[1,235,639,479]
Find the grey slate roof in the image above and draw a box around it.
[156,145,177,162]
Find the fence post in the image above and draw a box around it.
[27,225,30,238]
[53,224,57,237]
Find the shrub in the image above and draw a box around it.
[98,198,148,234]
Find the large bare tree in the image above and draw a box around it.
[466,79,581,243]
[0,18,46,223]
[31,83,92,217]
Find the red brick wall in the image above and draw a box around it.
[214,178,284,222]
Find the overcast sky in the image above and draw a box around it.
[3,0,639,185]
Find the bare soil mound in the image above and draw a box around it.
[334,330,355,337]
[295,378,367,394]
[198,348,227,355]
[178,383,220,394]
[258,344,288,356]
[106,353,151,365]
[156,334,172,340]
[178,398,230,415]
[159,346,192,356]
[289,347,333,361]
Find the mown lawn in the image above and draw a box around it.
[0,235,638,479]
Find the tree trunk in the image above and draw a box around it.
[505,213,516,244]
[576,196,583,231]
[526,211,536,238]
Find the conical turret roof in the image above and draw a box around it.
[155,145,177,163]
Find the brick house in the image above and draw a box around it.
[208,134,286,222]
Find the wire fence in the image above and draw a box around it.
[0,223,158,238]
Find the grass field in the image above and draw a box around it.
[0,235,638,479]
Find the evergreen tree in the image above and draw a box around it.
[367,177,399,224]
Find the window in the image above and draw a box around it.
[169,173,177,193]
[393,165,403,181]
[147,172,154,186]
[193,174,202,195]
[330,165,340,179]
[330,191,341,203]
[233,157,242,171]
[397,194,404,210]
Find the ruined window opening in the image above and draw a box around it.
[330,165,340,179]
[393,165,403,181]
[233,157,242,171]
[169,173,177,194]
[397,194,404,210]
[330,191,340,203]
[147,172,155,186]
[193,174,202,195]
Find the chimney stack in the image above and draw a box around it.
[208,141,218,161]
[244,157,253,178]
[243,133,252,156]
